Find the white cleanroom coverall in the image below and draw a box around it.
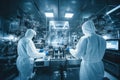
[70,20,106,80]
[16,29,45,80]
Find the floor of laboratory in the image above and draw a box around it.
[13,71,118,80]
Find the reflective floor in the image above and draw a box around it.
[13,71,118,80]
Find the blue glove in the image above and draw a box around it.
[66,47,70,52]
[39,49,44,52]
[45,51,49,55]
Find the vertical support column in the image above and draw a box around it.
[117,30,120,39]
[46,17,47,37]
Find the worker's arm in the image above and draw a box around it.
[26,40,45,58]
[70,36,87,59]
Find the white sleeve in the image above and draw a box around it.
[26,40,45,58]
[70,37,87,58]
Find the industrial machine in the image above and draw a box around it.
[34,49,81,80]
[0,40,18,80]
[103,39,120,79]
[33,21,81,80]
[47,21,70,47]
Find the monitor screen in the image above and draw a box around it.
[106,40,119,50]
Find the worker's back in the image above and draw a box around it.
[83,34,106,62]
[17,37,30,58]
[80,34,106,80]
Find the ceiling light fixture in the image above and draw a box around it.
[45,12,54,17]
[106,5,120,15]
[65,13,74,18]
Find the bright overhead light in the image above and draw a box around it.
[106,5,120,15]
[65,13,74,18]
[45,12,54,17]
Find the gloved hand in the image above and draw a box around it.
[45,51,49,56]
[66,47,70,52]
[39,49,44,52]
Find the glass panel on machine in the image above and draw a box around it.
[47,21,70,48]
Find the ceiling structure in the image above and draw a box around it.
[0,0,120,38]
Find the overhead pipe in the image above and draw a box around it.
[106,5,120,15]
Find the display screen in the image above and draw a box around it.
[106,40,119,50]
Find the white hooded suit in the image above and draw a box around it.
[16,29,45,80]
[70,20,106,80]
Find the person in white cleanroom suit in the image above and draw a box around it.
[16,29,45,80]
[70,20,106,80]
